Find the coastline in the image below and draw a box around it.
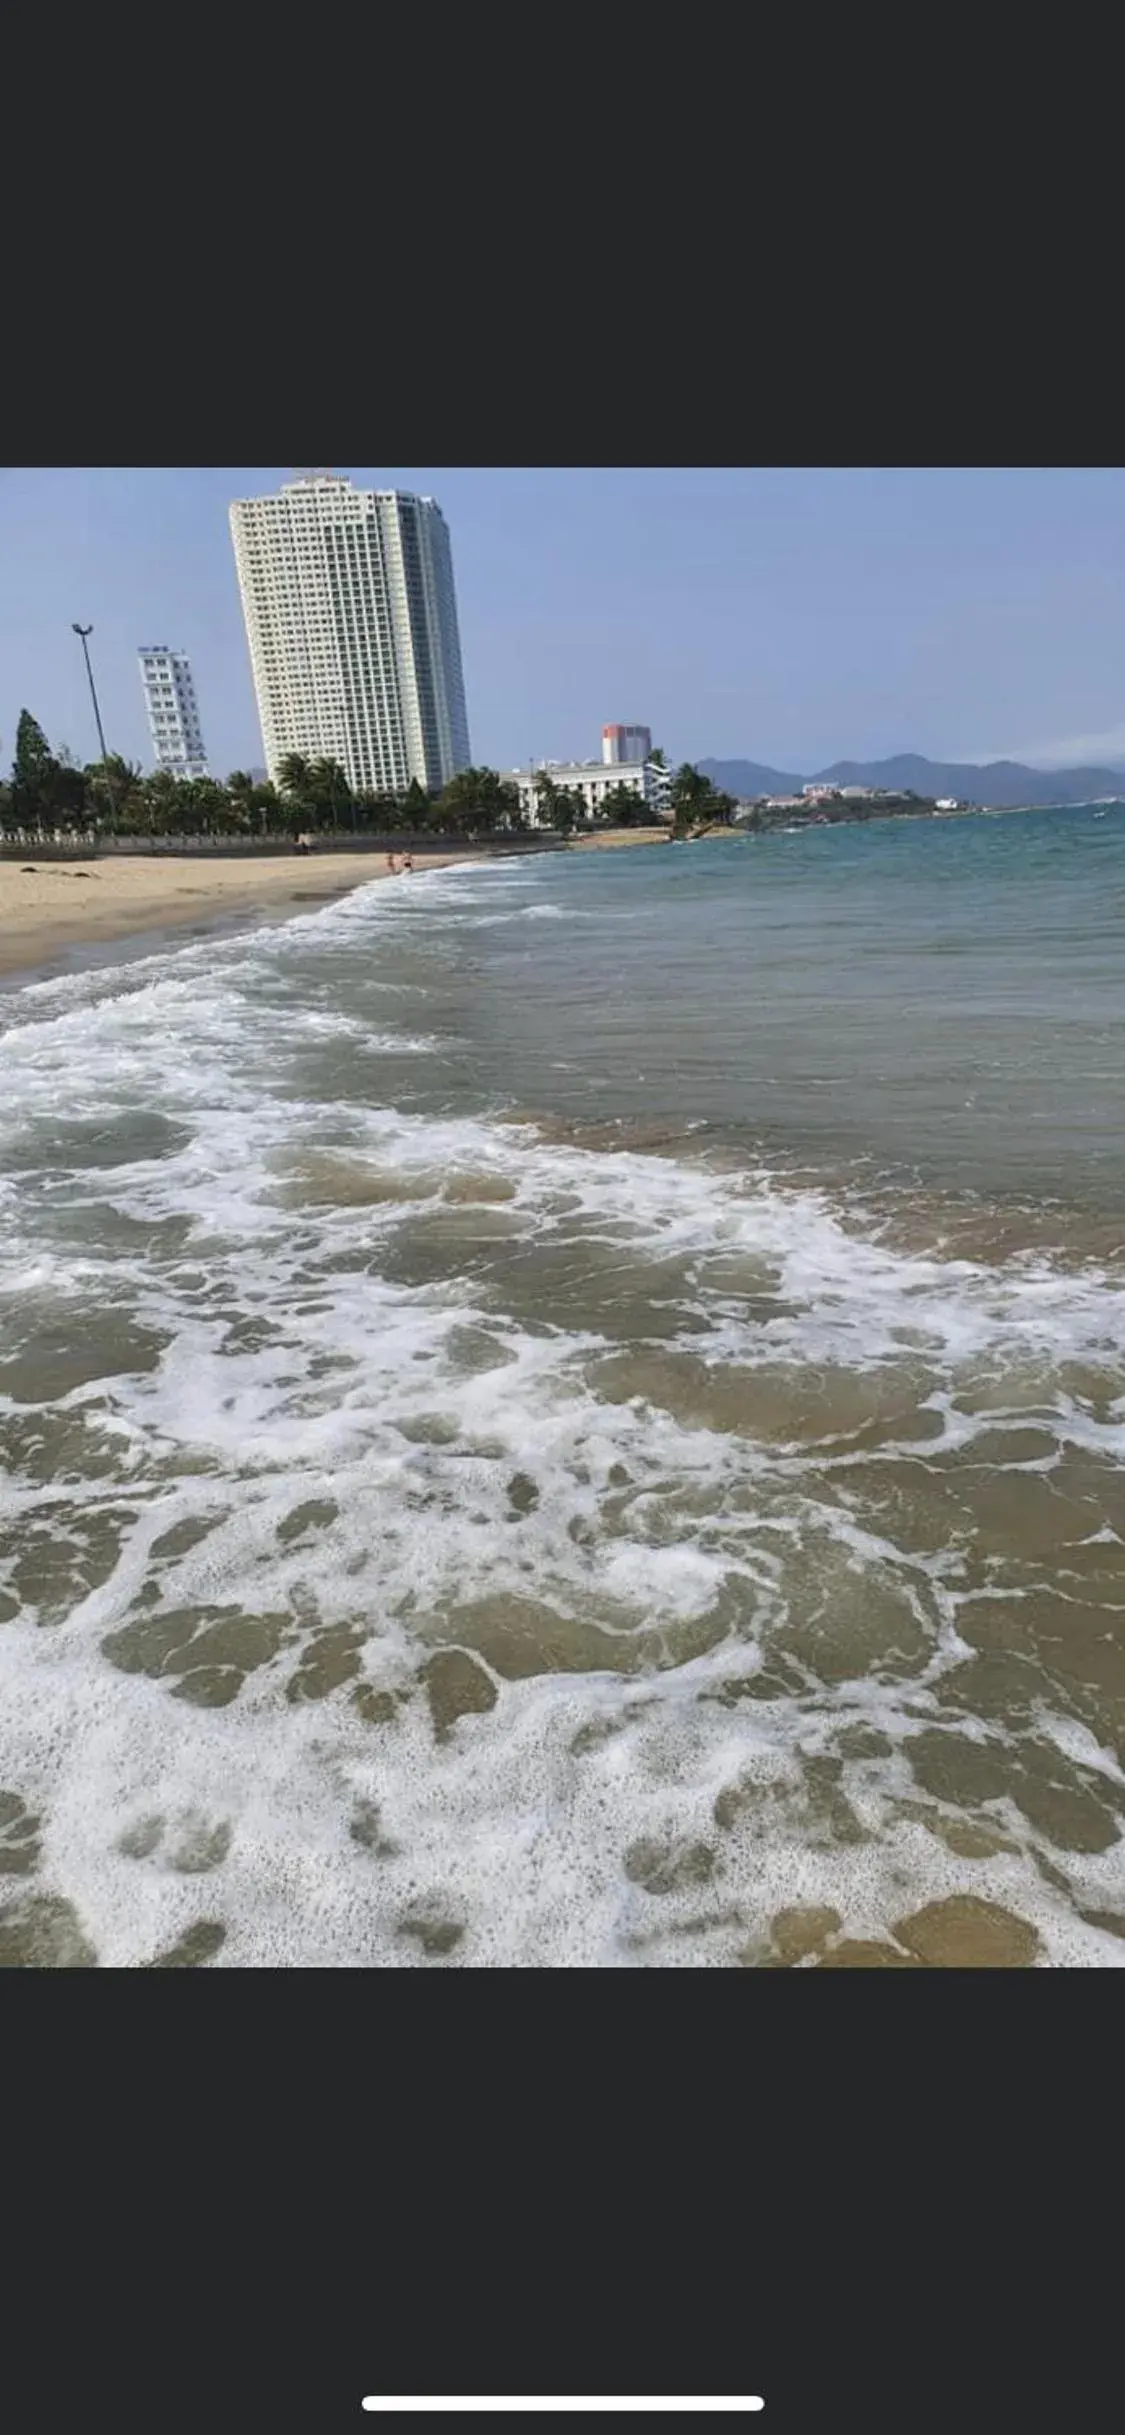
[565,825,669,852]
[0,830,673,986]
[0,849,476,986]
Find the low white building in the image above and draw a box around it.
[507,757,670,825]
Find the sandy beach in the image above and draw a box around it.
[0,850,475,982]
[566,826,669,852]
[0,832,671,982]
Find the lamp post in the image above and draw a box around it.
[72,623,114,833]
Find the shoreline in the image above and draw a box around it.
[0,849,478,987]
[0,829,671,987]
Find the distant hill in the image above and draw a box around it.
[697,753,1125,809]
[695,759,805,798]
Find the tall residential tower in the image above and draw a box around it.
[602,724,652,766]
[229,473,472,797]
[139,647,208,779]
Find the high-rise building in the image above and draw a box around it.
[139,647,208,779]
[229,473,472,797]
[602,724,652,767]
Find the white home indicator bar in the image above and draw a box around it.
[361,2403,765,2415]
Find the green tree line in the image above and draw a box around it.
[1,711,692,847]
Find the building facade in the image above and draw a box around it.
[138,647,208,779]
[602,723,653,767]
[229,474,472,797]
[506,757,668,825]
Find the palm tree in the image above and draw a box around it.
[277,753,312,801]
[86,752,142,832]
[669,763,712,836]
[497,778,526,832]
[533,770,560,830]
[438,767,495,834]
[139,769,183,837]
[298,757,351,831]
[251,780,284,836]
[225,769,257,833]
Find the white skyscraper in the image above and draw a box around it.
[139,647,208,779]
[229,473,472,797]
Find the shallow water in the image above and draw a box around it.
[2,809,1125,1966]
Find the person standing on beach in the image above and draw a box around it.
[386,853,398,874]
[402,852,414,874]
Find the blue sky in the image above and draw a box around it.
[3,467,1124,780]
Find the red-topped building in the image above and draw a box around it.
[602,724,652,767]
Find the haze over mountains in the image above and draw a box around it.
[697,754,1125,809]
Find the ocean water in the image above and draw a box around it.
[3,806,1125,1967]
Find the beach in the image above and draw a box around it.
[0,832,669,982]
[566,826,669,852]
[0,850,476,982]
[3,809,1125,1968]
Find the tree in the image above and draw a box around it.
[533,772,586,833]
[533,771,559,829]
[182,778,238,836]
[668,763,734,835]
[355,789,405,833]
[0,716,558,854]
[438,767,523,834]
[10,710,63,831]
[403,776,430,829]
[12,710,54,790]
[307,757,353,830]
[276,753,313,815]
[669,763,708,835]
[137,770,184,836]
[85,753,142,831]
[251,780,285,836]
[277,751,352,833]
[649,745,667,768]
[549,783,577,834]
[599,779,650,827]
[556,786,585,834]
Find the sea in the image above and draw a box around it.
[3,804,1125,1967]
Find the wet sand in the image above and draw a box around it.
[566,827,669,852]
[0,851,475,982]
[0,833,673,983]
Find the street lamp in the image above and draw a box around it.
[72,623,115,832]
[72,624,109,762]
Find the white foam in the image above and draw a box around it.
[3,883,1125,1965]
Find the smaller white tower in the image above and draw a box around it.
[139,647,208,779]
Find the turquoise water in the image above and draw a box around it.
[2,807,1124,1967]
[397,805,1125,1210]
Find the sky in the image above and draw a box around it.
[2,467,1124,782]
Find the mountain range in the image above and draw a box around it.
[696,754,1125,810]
